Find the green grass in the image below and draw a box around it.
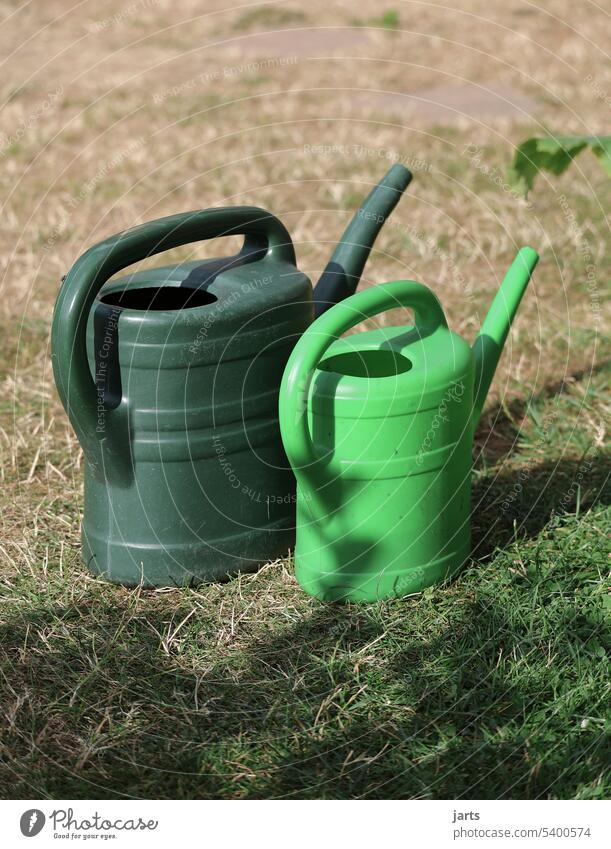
[1,366,608,799]
[231,7,307,32]
[1,511,608,799]
[374,9,401,29]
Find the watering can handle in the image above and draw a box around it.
[279,279,448,471]
[52,206,294,480]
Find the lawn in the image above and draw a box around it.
[0,0,609,799]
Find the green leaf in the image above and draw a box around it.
[507,135,611,195]
[591,136,611,176]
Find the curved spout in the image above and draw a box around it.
[472,246,539,429]
[313,164,412,317]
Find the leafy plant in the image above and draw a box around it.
[507,135,611,195]
[376,9,400,29]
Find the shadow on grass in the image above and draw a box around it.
[473,358,610,465]
[0,569,608,800]
[0,450,608,800]
[470,357,610,558]
[1,366,609,799]
[472,453,610,560]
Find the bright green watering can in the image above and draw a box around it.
[279,247,539,602]
[52,165,411,586]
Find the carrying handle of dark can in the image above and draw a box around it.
[51,206,295,481]
[279,279,448,474]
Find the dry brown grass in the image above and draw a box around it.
[0,0,609,799]
[2,0,608,555]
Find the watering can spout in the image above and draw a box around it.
[313,163,412,316]
[472,246,539,429]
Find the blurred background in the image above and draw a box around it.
[0,1,608,800]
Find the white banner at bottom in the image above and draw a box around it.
[0,799,608,848]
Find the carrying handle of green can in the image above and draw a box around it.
[52,206,295,481]
[279,279,448,472]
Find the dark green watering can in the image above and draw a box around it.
[279,247,539,602]
[52,164,411,586]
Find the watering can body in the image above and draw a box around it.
[52,166,411,586]
[279,249,539,601]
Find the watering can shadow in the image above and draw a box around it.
[279,247,539,602]
[51,164,412,587]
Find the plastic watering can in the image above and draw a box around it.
[51,164,411,587]
[279,247,539,602]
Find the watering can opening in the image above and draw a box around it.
[318,348,413,378]
[100,285,218,311]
